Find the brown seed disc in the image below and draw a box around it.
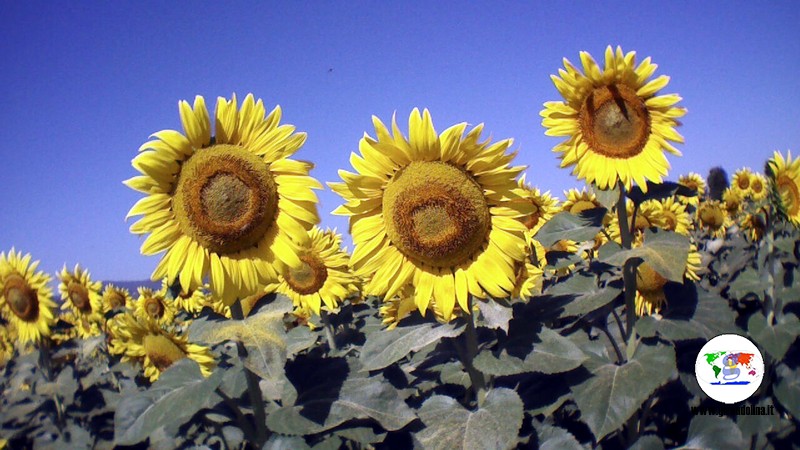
[636,263,668,294]
[777,175,800,215]
[3,274,39,321]
[383,161,490,268]
[173,144,279,254]
[699,204,725,229]
[107,292,125,309]
[285,254,328,295]
[143,334,186,371]
[68,282,92,313]
[579,84,651,158]
[144,297,165,319]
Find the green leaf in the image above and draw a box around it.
[534,423,583,450]
[677,416,745,449]
[266,373,415,435]
[626,181,697,205]
[737,399,781,437]
[590,183,620,211]
[747,313,800,360]
[534,209,606,248]
[774,364,800,419]
[476,299,513,332]
[474,327,586,376]
[635,286,739,341]
[114,359,224,446]
[416,388,524,450]
[263,435,312,450]
[544,272,621,317]
[359,322,464,371]
[599,229,690,282]
[286,325,318,356]
[629,435,665,450]
[570,343,676,441]
[729,268,763,300]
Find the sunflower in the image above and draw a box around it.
[162,278,208,315]
[101,284,133,313]
[561,188,602,215]
[749,173,768,201]
[767,150,800,226]
[685,244,703,281]
[722,188,744,218]
[108,312,214,382]
[541,46,686,192]
[0,249,57,344]
[379,285,418,330]
[654,197,692,235]
[329,109,531,321]
[265,226,359,315]
[134,287,176,326]
[696,200,731,238]
[741,213,767,242]
[635,263,669,316]
[513,239,546,299]
[1,324,17,367]
[58,264,103,336]
[606,199,664,244]
[516,174,560,237]
[678,172,706,206]
[125,94,322,307]
[731,168,753,197]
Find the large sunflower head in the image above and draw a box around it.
[677,172,706,206]
[108,312,214,382]
[266,226,359,315]
[541,46,686,192]
[767,150,800,226]
[330,109,531,321]
[731,168,754,197]
[696,200,731,238]
[125,94,322,307]
[0,249,57,345]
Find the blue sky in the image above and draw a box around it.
[1,1,798,282]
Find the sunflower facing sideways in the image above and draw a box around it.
[58,264,104,338]
[767,150,800,226]
[125,94,321,307]
[133,287,176,327]
[541,46,686,192]
[696,200,732,238]
[265,226,359,315]
[677,172,706,206]
[330,109,531,321]
[101,283,133,313]
[0,249,57,344]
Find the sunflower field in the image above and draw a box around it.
[1,46,799,449]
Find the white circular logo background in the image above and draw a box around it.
[695,334,764,404]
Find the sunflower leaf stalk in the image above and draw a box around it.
[616,186,638,342]
[229,299,268,447]
[320,309,337,352]
[460,295,487,407]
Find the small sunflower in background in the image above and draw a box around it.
[722,188,744,218]
[749,173,768,201]
[0,323,15,367]
[58,264,103,338]
[265,226,359,315]
[134,287,176,327]
[677,172,706,206]
[108,312,214,382]
[561,188,603,215]
[161,278,208,315]
[740,213,767,242]
[125,93,322,306]
[654,197,693,236]
[330,109,531,321]
[767,150,800,226]
[541,46,686,192]
[516,174,560,238]
[606,199,664,244]
[379,285,418,330]
[101,284,133,314]
[731,168,753,197]
[513,239,547,299]
[0,249,57,345]
[696,200,731,238]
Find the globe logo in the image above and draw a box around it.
[694,334,764,404]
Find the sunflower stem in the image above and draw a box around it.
[763,223,777,324]
[616,186,638,341]
[461,295,487,407]
[320,309,338,352]
[230,299,268,447]
[39,339,65,429]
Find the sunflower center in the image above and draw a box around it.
[569,200,598,214]
[751,178,764,193]
[3,274,38,321]
[383,161,490,268]
[285,254,328,295]
[636,263,668,294]
[632,214,652,232]
[173,144,279,254]
[579,84,651,159]
[144,297,165,319]
[143,334,186,371]
[68,282,92,313]
[699,205,725,229]
[107,292,125,309]
[662,212,678,231]
[737,176,750,190]
[777,175,800,215]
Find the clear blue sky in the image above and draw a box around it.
[1,1,798,282]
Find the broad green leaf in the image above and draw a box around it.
[636,286,739,341]
[545,272,621,317]
[626,181,696,205]
[728,268,763,300]
[590,183,620,210]
[416,388,524,450]
[263,435,312,450]
[474,327,586,376]
[114,359,224,446]
[534,209,606,248]
[599,229,690,282]
[676,416,744,449]
[747,313,800,360]
[359,322,464,371]
[629,435,665,450]
[737,399,781,437]
[570,343,675,441]
[286,325,318,356]
[774,364,800,419]
[476,299,513,332]
[335,427,387,445]
[534,423,583,450]
[266,373,415,435]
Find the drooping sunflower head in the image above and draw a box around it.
[0,249,56,345]
[654,196,692,235]
[741,213,767,242]
[767,150,800,226]
[101,284,133,314]
[677,172,706,206]
[731,168,754,197]
[108,312,214,382]
[696,200,731,238]
[516,174,560,237]
[125,94,322,307]
[58,264,103,320]
[561,188,602,215]
[749,173,768,201]
[330,109,530,321]
[635,262,669,316]
[541,46,686,192]
[722,188,744,218]
[266,226,360,315]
